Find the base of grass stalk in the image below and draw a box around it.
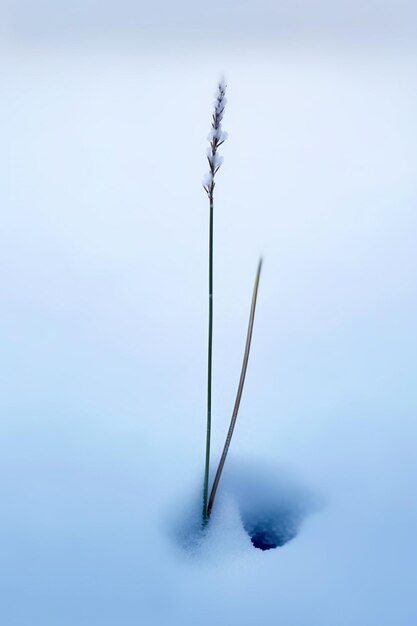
[173,463,322,556]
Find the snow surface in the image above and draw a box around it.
[1,43,417,625]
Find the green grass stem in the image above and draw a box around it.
[202,197,214,524]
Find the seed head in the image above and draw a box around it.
[203,80,227,200]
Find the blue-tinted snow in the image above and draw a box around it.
[1,43,416,626]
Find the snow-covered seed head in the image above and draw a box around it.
[203,80,227,200]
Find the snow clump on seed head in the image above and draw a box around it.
[203,79,227,200]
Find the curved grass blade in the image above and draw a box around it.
[207,257,263,517]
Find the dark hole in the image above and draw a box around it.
[222,460,320,551]
[241,504,303,551]
[250,531,281,550]
[248,522,297,550]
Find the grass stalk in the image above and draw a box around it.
[202,196,214,523]
[207,258,263,517]
[202,80,227,524]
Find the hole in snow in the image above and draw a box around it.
[241,500,306,550]
[172,460,322,556]
[228,460,321,551]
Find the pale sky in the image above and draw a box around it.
[2,0,417,47]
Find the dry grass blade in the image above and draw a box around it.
[207,257,263,517]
